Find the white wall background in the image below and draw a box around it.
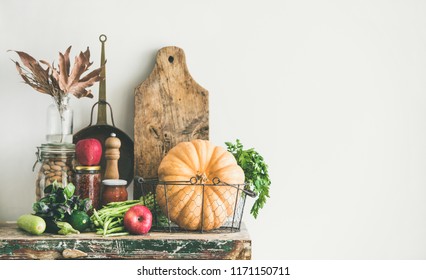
[1,0,426,259]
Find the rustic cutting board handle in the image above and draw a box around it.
[154,47,191,77]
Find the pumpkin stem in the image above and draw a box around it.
[196,172,208,184]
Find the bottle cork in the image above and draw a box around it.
[104,133,121,179]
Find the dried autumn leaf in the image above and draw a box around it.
[14,61,47,94]
[11,50,50,93]
[53,46,102,98]
[63,46,72,75]
[67,52,89,89]
[14,61,31,84]
[10,46,102,99]
[39,60,52,69]
[58,56,67,90]
[13,51,49,82]
[67,67,103,98]
[82,47,93,68]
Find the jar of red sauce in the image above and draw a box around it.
[75,165,101,211]
[101,179,128,205]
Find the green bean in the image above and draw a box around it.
[90,193,157,236]
[92,209,104,227]
[108,219,121,229]
[104,232,129,237]
[103,217,113,236]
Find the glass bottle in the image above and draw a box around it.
[46,95,73,144]
[34,143,75,201]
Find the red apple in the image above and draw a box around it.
[123,205,153,235]
[76,138,102,166]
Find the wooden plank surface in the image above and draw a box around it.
[0,223,251,260]
[134,46,209,198]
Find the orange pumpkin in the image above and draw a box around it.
[156,139,245,231]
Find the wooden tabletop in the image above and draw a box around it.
[0,223,251,260]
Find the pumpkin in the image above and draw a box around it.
[156,139,245,231]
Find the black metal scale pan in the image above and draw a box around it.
[73,35,134,186]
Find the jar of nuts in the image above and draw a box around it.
[33,143,76,201]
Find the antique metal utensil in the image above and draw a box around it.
[73,34,134,186]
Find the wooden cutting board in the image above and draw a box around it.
[134,46,209,198]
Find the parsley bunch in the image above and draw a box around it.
[226,139,271,218]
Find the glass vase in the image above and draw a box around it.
[46,95,73,144]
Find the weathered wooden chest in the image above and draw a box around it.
[0,223,251,260]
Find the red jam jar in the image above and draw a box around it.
[75,165,101,212]
[101,179,128,205]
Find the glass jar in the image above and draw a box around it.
[46,95,73,144]
[33,143,75,201]
[75,166,102,212]
[101,179,128,206]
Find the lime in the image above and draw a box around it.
[68,210,91,232]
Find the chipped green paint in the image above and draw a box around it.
[0,239,242,259]
[0,241,20,256]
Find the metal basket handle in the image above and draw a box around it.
[242,189,257,198]
[134,176,257,197]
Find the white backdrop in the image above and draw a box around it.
[1,0,426,259]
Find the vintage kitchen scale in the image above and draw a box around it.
[73,34,134,187]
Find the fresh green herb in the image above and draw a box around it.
[32,181,92,233]
[226,139,271,219]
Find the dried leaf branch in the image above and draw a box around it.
[10,46,103,101]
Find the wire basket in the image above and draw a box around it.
[134,176,256,233]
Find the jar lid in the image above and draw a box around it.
[39,143,75,153]
[75,166,101,171]
[102,179,127,186]
[36,143,75,161]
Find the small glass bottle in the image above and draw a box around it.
[75,166,102,211]
[33,143,75,201]
[101,179,128,205]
